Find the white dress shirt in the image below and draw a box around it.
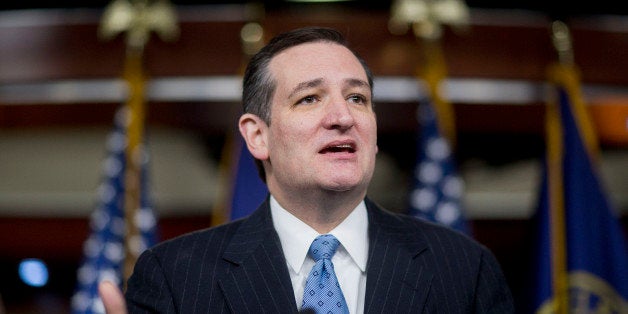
[270,195,369,314]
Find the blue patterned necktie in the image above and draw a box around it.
[302,234,349,314]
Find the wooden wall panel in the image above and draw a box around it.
[3,8,628,83]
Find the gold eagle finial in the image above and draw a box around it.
[389,0,470,40]
[99,0,179,51]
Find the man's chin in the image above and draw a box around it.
[320,179,367,194]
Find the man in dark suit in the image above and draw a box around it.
[101,26,514,313]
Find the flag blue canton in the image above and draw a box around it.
[530,73,628,312]
[229,138,268,220]
[71,108,158,314]
[409,101,470,235]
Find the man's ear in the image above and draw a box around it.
[238,113,269,160]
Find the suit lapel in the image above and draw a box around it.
[219,199,298,313]
[364,199,433,314]
[216,197,433,313]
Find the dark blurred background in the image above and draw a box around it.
[1,0,627,313]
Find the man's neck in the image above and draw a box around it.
[269,187,365,234]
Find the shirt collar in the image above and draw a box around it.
[270,195,369,274]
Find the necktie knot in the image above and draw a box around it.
[309,234,340,261]
[303,234,348,313]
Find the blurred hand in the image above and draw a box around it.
[98,281,127,314]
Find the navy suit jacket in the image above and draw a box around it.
[125,197,514,313]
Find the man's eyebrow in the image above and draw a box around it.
[288,78,324,99]
[345,78,370,89]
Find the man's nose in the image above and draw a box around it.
[323,96,355,130]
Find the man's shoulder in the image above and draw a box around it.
[365,198,485,252]
[147,218,246,257]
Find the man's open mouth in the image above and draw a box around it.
[320,143,356,154]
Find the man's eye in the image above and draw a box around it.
[297,95,318,105]
[348,94,367,105]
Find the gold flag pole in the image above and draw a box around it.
[389,0,469,147]
[550,21,598,158]
[98,0,179,285]
[543,20,579,314]
[543,20,600,314]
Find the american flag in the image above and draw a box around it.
[71,107,158,313]
[409,101,470,234]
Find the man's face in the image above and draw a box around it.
[263,41,378,195]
